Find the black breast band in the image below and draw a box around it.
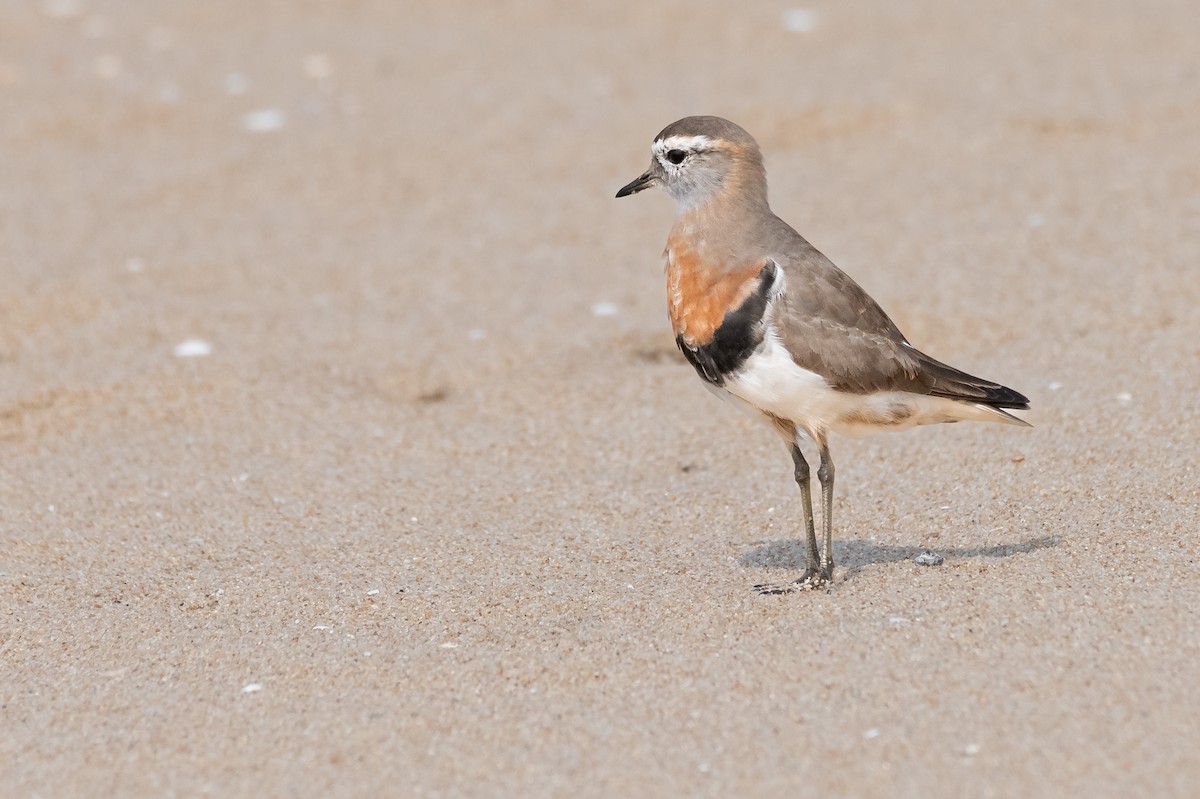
[677,260,777,387]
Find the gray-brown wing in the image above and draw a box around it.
[772,245,923,395]
[772,241,1029,408]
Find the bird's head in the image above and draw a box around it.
[616,116,767,212]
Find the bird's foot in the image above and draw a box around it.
[754,567,832,595]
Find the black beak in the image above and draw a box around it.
[615,171,655,198]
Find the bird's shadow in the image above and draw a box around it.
[741,534,1058,580]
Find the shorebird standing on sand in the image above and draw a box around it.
[616,116,1030,593]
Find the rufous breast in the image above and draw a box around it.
[666,231,767,346]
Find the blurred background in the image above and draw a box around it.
[3,1,1199,796]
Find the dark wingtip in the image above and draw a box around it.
[915,351,1031,409]
[988,385,1030,410]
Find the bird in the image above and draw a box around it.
[615,116,1030,593]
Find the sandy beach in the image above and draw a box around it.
[3,1,1199,796]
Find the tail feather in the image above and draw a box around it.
[971,404,1033,427]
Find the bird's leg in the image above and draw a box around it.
[756,442,825,594]
[791,443,821,576]
[817,441,835,582]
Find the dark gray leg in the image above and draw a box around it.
[817,442,835,581]
[790,444,820,574]
[755,442,827,594]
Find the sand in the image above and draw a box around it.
[3,1,1199,796]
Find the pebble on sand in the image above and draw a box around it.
[243,108,286,133]
[915,550,945,567]
[173,338,212,357]
[782,9,817,32]
[42,0,83,19]
[591,302,619,317]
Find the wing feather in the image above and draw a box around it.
[768,229,1027,409]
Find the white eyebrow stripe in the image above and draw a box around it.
[652,135,712,156]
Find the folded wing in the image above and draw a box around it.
[773,242,1028,410]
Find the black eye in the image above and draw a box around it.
[666,149,687,165]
